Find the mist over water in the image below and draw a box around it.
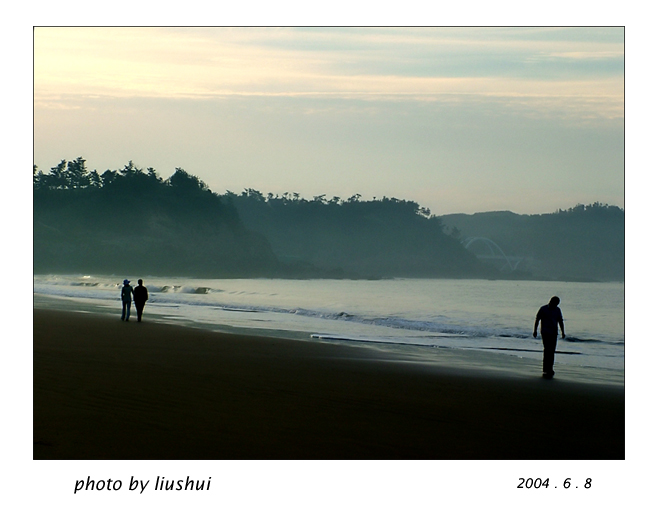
[34,275,624,380]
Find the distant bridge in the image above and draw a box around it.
[462,237,525,272]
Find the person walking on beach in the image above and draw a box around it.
[121,279,134,321]
[533,296,565,379]
[133,279,149,322]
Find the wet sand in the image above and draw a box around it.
[33,309,624,459]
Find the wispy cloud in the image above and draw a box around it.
[542,51,624,59]
[34,27,623,122]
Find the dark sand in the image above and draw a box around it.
[33,309,624,459]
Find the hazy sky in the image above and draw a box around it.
[33,27,624,215]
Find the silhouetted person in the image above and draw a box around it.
[533,296,565,379]
[121,279,134,321]
[133,279,149,322]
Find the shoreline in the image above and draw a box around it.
[34,292,625,386]
[34,307,624,459]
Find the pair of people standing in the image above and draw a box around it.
[121,279,149,322]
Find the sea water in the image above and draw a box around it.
[33,275,624,382]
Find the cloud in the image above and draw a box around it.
[544,51,624,60]
[34,27,623,123]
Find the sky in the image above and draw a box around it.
[34,27,624,215]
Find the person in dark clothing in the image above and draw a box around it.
[121,279,134,321]
[133,279,149,322]
[533,296,565,379]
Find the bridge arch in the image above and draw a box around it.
[461,237,523,271]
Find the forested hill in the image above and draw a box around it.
[33,159,623,281]
[227,190,491,278]
[33,158,492,279]
[440,204,624,282]
[33,159,278,277]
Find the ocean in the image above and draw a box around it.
[33,274,624,384]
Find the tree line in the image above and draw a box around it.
[33,157,492,279]
[33,157,433,218]
[35,157,622,281]
[34,157,209,193]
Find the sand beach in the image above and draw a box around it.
[33,308,624,460]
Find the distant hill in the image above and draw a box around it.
[33,158,493,279]
[228,190,493,279]
[440,204,624,281]
[35,158,621,281]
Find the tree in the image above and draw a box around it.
[67,157,89,188]
[168,168,208,193]
[33,165,46,189]
[147,167,161,182]
[242,188,265,202]
[120,160,144,178]
[101,169,118,186]
[88,169,102,188]
[48,160,68,189]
